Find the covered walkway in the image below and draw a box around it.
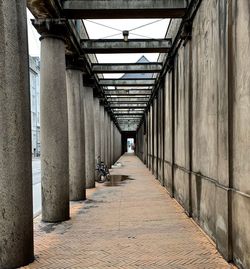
[22,154,232,269]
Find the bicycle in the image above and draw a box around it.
[95,156,110,183]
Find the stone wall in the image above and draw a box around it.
[136,1,250,268]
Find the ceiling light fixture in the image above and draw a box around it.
[123,30,129,42]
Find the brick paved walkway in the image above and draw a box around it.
[22,154,234,269]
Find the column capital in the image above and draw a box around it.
[66,55,87,72]
[99,98,107,106]
[180,20,192,45]
[93,87,104,99]
[82,74,96,87]
[32,18,67,41]
[166,55,175,72]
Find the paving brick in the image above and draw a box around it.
[21,154,236,269]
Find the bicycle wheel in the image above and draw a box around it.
[106,173,111,181]
[96,174,106,183]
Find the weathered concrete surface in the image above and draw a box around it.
[153,98,158,178]
[104,110,109,165]
[110,122,114,164]
[137,1,250,268]
[83,84,95,189]
[157,87,164,185]
[143,130,147,164]
[99,104,105,162]
[0,1,34,267]
[191,0,230,260]
[107,116,111,168]
[136,125,143,160]
[146,110,150,169]
[231,1,250,268]
[40,36,69,222]
[163,71,174,197]
[94,97,101,179]
[113,126,122,162]
[21,154,233,269]
[66,69,85,201]
[173,43,191,214]
[149,103,154,170]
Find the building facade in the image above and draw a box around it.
[29,56,40,157]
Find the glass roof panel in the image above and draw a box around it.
[83,18,170,131]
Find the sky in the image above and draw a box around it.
[26,9,170,63]
[26,10,170,130]
[27,9,41,57]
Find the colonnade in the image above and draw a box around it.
[0,2,122,268]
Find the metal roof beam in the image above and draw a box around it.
[92,63,162,73]
[99,79,155,86]
[116,116,141,120]
[105,93,151,97]
[109,101,148,104]
[107,95,150,97]
[110,105,147,108]
[112,108,146,111]
[107,96,149,100]
[113,113,144,115]
[104,90,152,95]
[81,39,171,54]
[63,0,187,19]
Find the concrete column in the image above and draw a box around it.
[104,110,108,165]
[83,82,95,188]
[107,115,111,168]
[100,104,105,162]
[40,35,69,222]
[66,68,85,201]
[94,97,101,179]
[114,127,117,161]
[119,131,122,157]
[0,1,34,268]
[110,122,114,165]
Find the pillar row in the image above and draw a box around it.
[94,97,101,180]
[110,121,114,165]
[83,78,95,188]
[66,66,85,201]
[0,1,34,268]
[40,33,69,222]
[107,115,111,168]
[104,110,109,165]
[100,104,105,162]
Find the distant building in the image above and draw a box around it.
[121,55,153,79]
[118,56,153,131]
[29,56,40,157]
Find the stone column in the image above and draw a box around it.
[94,97,101,179]
[0,2,34,268]
[115,125,119,161]
[107,114,111,168]
[66,59,85,201]
[83,76,95,188]
[100,103,105,162]
[110,121,114,165]
[104,110,109,165]
[37,20,69,222]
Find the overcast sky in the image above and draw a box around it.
[27,9,170,65]
[26,10,169,130]
[27,10,41,56]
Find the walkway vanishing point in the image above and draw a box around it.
[22,154,234,269]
